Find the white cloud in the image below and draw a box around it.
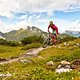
[16,0,80,14]
[67,20,80,31]
[0,19,28,32]
[0,18,80,33]
[0,0,80,17]
[54,19,80,32]
[0,0,19,18]
[0,0,80,32]
[0,19,6,32]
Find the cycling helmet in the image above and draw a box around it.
[49,21,53,25]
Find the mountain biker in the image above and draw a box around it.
[48,21,59,44]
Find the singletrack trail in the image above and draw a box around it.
[0,47,49,64]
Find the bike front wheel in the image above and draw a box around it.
[43,38,50,48]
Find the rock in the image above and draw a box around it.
[58,46,61,48]
[10,57,18,59]
[55,68,72,73]
[0,73,12,77]
[76,43,80,46]
[57,65,62,69]
[0,58,7,62]
[63,42,67,46]
[65,65,71,69]
[63,42,70,46]
[73,45,76,47]
[60,61,71,69]
[73,59,80,65]
[61,61,70,65]
[57,64,71,69]
[55,61,72,73]
[46,61,54,66]
[19,59,32,63]
[38,56,44,59]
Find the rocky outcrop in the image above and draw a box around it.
[55,61,72,73]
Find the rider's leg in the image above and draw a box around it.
[52,37,56,45]
[52,30,57,45]
[51,35,57,45]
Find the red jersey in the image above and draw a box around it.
[48,24,58,34]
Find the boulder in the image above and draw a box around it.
[46,61,54,66]
[61,61,70,65]
[55,61,72,73]
[55,68,72,73]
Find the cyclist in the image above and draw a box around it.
[48,21,59,44]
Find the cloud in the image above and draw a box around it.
[67,20,80,31]
[51,18,71,33]
[0,19,7,32]
[0,19,28,32]
[0,0,80,17]
[0,0,80,33]
[0,17,80,33]
[0,0,19,18]
[14,0,80,14]
[55,19,80,32]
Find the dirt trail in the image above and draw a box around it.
[0,47,47,64]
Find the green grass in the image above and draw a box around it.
[0,45,25,59]
[39,46,80,62]
[21,43,42,50]
[0,39,80,80]
[0,62,80,80]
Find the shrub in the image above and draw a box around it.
[0,39,7,45]
[21,43,42,50]
[21,36,44,45]
[7,41,19,46]
[61,36,77,43]
[0,38,19,46]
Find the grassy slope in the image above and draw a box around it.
[0,45,25,59]
[0,39,80,80]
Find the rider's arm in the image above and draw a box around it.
[54,25,58,35]
[48,25,50,33]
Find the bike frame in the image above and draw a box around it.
[43,33,54,48]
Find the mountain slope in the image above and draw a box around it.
[0,32,5,39]
[65,30,80,37]
[4,26,47,41]
[0,26,75,41]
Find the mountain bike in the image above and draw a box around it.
[43,33,61,48]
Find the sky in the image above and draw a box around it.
[0,0,80,33]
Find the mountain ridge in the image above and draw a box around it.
[0,26,78,41]
[65,30,80,37]
[0,26,47,41]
